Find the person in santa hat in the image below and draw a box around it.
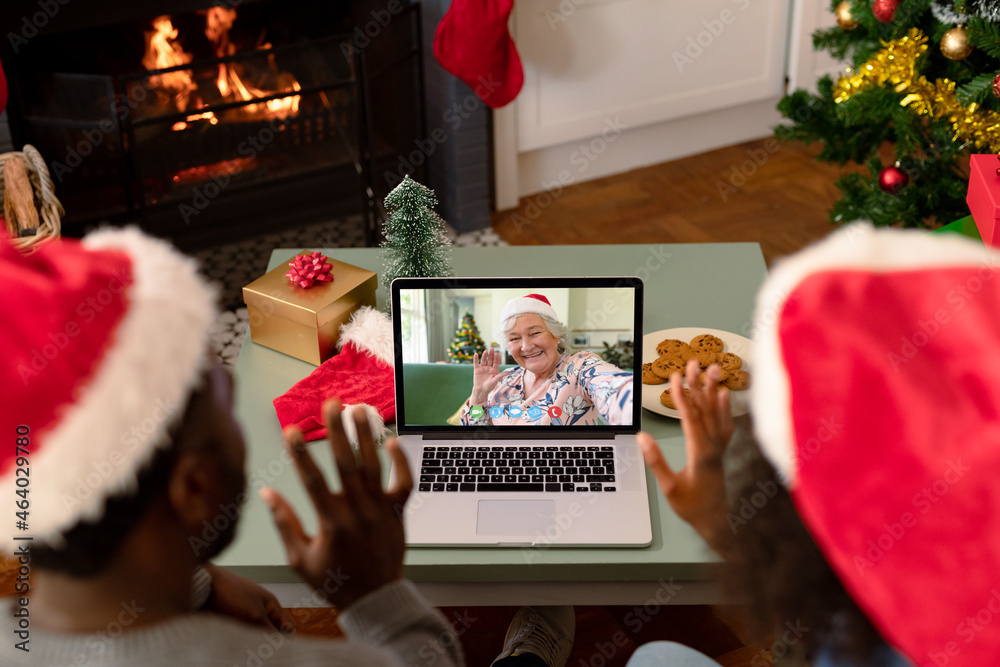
[0,228,462,666]
[462,293,633,427]
[631,224,1000,666]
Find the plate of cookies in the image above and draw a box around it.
[640,328,752,419]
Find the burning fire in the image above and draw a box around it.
[142,9,302,131]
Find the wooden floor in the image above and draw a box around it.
[493,136,852,267]
[2,136,848,665]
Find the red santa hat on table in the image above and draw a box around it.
[0,228,217,551]
[499,293,558,325]
[273,306,394,443]
[749,223,1000,666]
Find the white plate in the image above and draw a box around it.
[640,327,753,419]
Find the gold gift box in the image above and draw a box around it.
[242,251,377,365]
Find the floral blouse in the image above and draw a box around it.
[460,351,633,426]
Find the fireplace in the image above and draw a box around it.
[1,0,428,249]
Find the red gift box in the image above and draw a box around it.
[966,154,1000,248]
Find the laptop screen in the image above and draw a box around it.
[391,277,643,435]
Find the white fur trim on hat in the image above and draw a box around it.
[499,294,558,325]
[750,223,1000,488]
[15,228,218,549]
[341,403,389,445]
[337,306,393,366]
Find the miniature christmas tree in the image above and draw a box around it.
[380,175,453,289]
[775,0,1000,228]
[448,312,486,363]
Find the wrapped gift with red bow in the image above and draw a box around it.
[966,154,1000,248]
[242,250,377,365]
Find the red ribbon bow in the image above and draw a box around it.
[286,252,334,288]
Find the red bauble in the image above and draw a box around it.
[993,72,1000,100]
[878,165,909,194]
[873,0,900,22]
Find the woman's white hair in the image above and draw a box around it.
[499,313,568,354]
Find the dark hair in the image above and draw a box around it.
[31,377,210,577]
[725,420,885,663]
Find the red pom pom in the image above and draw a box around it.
[873,0,900,22]
[878,165,909,194]
[286,251,334,288]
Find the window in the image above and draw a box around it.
[399,289,429,363]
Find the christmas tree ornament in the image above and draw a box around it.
[833,29,1000,153]
[878,164,909,194]
[992,72,1000,100]
[873,0,900,22]
[940,25,973,60]
[285,251,334,288]
[835,1,860,29]
[380,175,454,290]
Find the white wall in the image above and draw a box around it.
[495,0,792,206]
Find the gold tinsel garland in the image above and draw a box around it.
[832,28,1000,153]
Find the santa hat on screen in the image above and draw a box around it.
[0,228,217,551]
[500,293,558,324]
[273,306,394,443]
[749,223,1000,666]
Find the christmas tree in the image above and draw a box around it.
[776,0,1000,228]
[380,175,453,288]
[448,312,486,363]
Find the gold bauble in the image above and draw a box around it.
[835,1,859,30]
[941,26,973,61]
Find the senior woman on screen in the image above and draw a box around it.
[460,293,633,426]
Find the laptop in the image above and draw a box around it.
[388,276,652,547]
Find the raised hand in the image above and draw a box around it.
[638,360,734,556]
[261,400,413,609]
[471,348,502,405]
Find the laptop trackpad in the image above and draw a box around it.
[476,500,555,536]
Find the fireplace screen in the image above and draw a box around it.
[5,3,425,248]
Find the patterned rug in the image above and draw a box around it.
[197,216,507,367]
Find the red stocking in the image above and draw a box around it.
[433,0,523,109]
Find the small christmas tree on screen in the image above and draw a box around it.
[380,175,453,288]
[448,312,486,363]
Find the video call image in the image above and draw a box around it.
[398,287,636,427]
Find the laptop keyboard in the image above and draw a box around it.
[417,446,617,493]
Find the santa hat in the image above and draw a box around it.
[499,293,558,325]
[0,228,217,551]
[273,306,394,443]
[750,223,1000,666]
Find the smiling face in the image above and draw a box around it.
[506,313,561,378]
